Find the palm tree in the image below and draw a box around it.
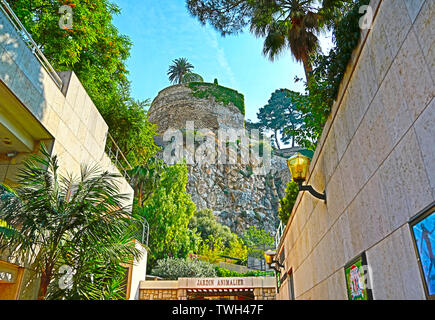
[167,58,194,84]
[250,0,324,82]
[0,146,141,300]
[128,157,164,208]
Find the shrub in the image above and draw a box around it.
[215,267,274,278]
[279,181,299,225]
[152,257,216,280]
[188,82,245,115]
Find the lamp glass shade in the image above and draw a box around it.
[264,250,276,265]
[287,154,310,183]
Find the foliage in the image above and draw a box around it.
[241,226,274,249]
[167,57,195,84]
[188,82,245,115]
[182,72,204,83]
[186,0,349,80]
[198,235,248,265]
[9,1,158,167]
[189,209,237,246]
[136,163,199,267]
[152,257,216,280]
[257,89,303,149]
[311,0,370,107]
[215,267,274,278]
[129,157,166,209]
[102,87,159,166]
[0,146,141,300]
[286,0,369,150]
[279,181,300,225]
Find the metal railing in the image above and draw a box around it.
[135,217,149,246]
[0,0,63,89]
[105,133,133,181]
[275,222,285,249]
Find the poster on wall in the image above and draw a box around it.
[411,208,435,299]
[344,253,371,300]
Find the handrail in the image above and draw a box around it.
[105,132,133,181]
[275,222,284,249]
[0,0,63,89]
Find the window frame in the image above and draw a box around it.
[409,202,435,300]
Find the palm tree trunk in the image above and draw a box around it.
[37,269,52,300]
[301,52,312,83]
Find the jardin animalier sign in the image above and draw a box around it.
[193,278,245,288]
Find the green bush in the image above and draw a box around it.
[188,82,245,115]
[152,257,217,280]
[215,267,274,278]
[279,181,299,225]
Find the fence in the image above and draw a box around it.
[105,133,133,181]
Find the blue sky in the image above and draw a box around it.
[112,0,328,122]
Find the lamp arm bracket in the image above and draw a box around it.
[298,181,327,202]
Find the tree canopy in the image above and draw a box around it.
[257,89,303,149]
[9,0,158,166]
[186,0,350,80]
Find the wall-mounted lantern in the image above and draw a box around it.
[287,153,326,202]
[264,250,284,272]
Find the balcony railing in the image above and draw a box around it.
[105,133,133,181]
[135,217,149,246]
[275,221,285,249]
[0,0,63,89]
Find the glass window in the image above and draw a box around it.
[410,206,435,299]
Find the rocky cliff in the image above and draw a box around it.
[149,84,292,235]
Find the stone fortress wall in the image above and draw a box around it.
[149,84,292,235]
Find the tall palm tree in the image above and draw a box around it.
[167,58,194,84]
[250,0,324,82]
[0,146,141,300]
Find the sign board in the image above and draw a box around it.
[181,277,259,289]
[344,253,371,300]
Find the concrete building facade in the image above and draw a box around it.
[275,0,434,300]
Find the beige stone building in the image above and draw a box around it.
[275,0,434,300]
[140,277,276,300]
[0,2,146,300]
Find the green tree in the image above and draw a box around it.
[9,0,131,110]
[241,226,274,249]
[137,163,199,267]
[128,157,165,209]
[181,72,204,83]
[167,58,195,84]
[9,1,158,165]
[186,0,348,81]
[257,89,303,149]
[0,147,141,300]
[189,209,237,246]
[152,257,216,280]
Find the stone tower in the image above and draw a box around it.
[149,83,290,235]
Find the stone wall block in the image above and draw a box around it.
[380,0,412,57]
[394,128,433,216]
[394,29,434,121]
[414,98,435,196]
[404,0,426,23]
[379,63,413,147]
[413,0,434,81]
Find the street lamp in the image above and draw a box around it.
[264,250,284,272]
[287,153,326,202]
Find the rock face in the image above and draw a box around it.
[149,84,291,235]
